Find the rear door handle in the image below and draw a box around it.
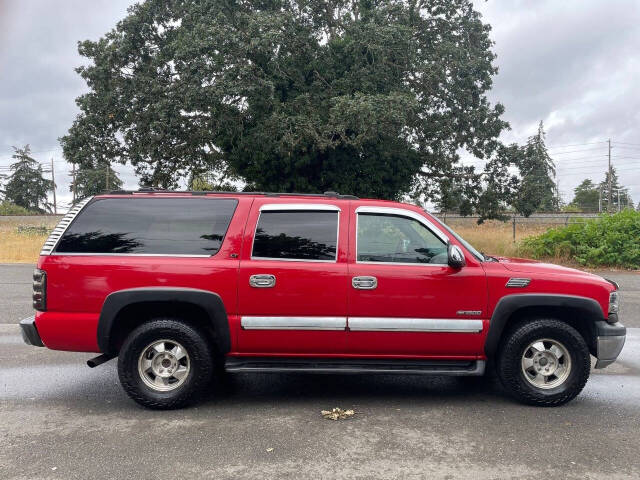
[352,276,377,290]
[249,274,276,288]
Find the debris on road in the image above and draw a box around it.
[321,408,355,421]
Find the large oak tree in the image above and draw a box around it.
[61,0,509,207]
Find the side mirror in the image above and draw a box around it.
[447,244,466,269]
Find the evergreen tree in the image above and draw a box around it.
[514,121,559,216]
[4,145,53,213]
[599,167,633,212]
[570,179,599,212]
[72,163,123,200]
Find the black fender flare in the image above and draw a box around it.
[484,294,606,357]
[97,287,230,355]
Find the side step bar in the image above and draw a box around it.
[225,357,485,376]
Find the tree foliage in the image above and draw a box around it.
[569,179,599,212]
[61,0,507,207]
[4,146,53,213]
[514,122,558,216]
[599,167,633,213]
[72,163,123,201]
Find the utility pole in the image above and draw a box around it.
[607,139,612,213]
[598,186,602,213]
[50,158,57,215]
[71,163,77,204]
[618,188,622,212]
[105,162,110,192]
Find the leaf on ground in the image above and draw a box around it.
[321,408,355,421]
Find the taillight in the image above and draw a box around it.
[33,269,47,311]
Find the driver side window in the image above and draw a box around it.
[356,213,447,264]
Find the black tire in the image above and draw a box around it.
[496,319,590,407]
[118,319,214,409]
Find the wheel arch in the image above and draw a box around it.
[485,294,605,358]
[97,288,230,356]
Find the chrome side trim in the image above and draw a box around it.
[348,317,483,333]
[241,316,347,330]
[260,203,341,212]
[506,278,531,288]
[40,196,94,255]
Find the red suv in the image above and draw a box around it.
[20,190,626,409]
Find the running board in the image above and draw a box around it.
[225,357,485,376]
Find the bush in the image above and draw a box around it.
[0,201,35,215]
[520,210,640,269]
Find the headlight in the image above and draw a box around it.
[609,291,619,314]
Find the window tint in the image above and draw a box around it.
[56,198,237,255]
[357,213,446,264]
[252,210,338,261]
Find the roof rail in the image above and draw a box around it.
[106,189,359,200]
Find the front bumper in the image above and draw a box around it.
[20,316,44,347]
[594,320,625,369]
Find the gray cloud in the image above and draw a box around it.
[474,0,640,204]
[1,0,639,209]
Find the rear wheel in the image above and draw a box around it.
[118,319,214,409]
[497,319,590,406]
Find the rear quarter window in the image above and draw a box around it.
[55,197,237,256]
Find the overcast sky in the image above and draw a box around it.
[1,0,639,210]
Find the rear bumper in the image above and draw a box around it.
[594,321,626,369]
[20,316,44,347]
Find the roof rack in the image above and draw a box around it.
[107,189,359,200]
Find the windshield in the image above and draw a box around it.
[427,213,485,262]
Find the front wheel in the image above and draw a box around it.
[118,319,214,409]
[497,319,590,406]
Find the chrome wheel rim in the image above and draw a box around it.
[138,339,190,392]
[521,338,572,390]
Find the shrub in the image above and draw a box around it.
[0,201,35,215]
[520,210,640,269]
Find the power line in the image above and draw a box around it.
[547,141,608,149]
[547,147,608,155]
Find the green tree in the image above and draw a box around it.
[569,179,599,212]
[4,146,53,213]
[599,167,633,212]
[72,163,123,200]
[514,122,559,216]
[61,0,507,202]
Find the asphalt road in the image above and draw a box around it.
[2,264,640,479]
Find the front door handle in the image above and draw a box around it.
[249,274,276,288]
[352,276,377,290]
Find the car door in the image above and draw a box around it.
[347,205,487,357]
[236,199,350,354]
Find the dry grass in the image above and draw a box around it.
[447,220,553,258]
[0,217,58,263]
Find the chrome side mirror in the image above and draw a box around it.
[447,244,466,269]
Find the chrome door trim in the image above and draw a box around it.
[250,207,340,263]
[354,206,448,243]
[354,206,449,266]
[352,276,378,290]
[348,317,483,333]
[249,274,276,288]
[241,316,347,330]
[260,203,341,212]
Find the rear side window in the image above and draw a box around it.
[252,210,338,261]
[55,198,237,256]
